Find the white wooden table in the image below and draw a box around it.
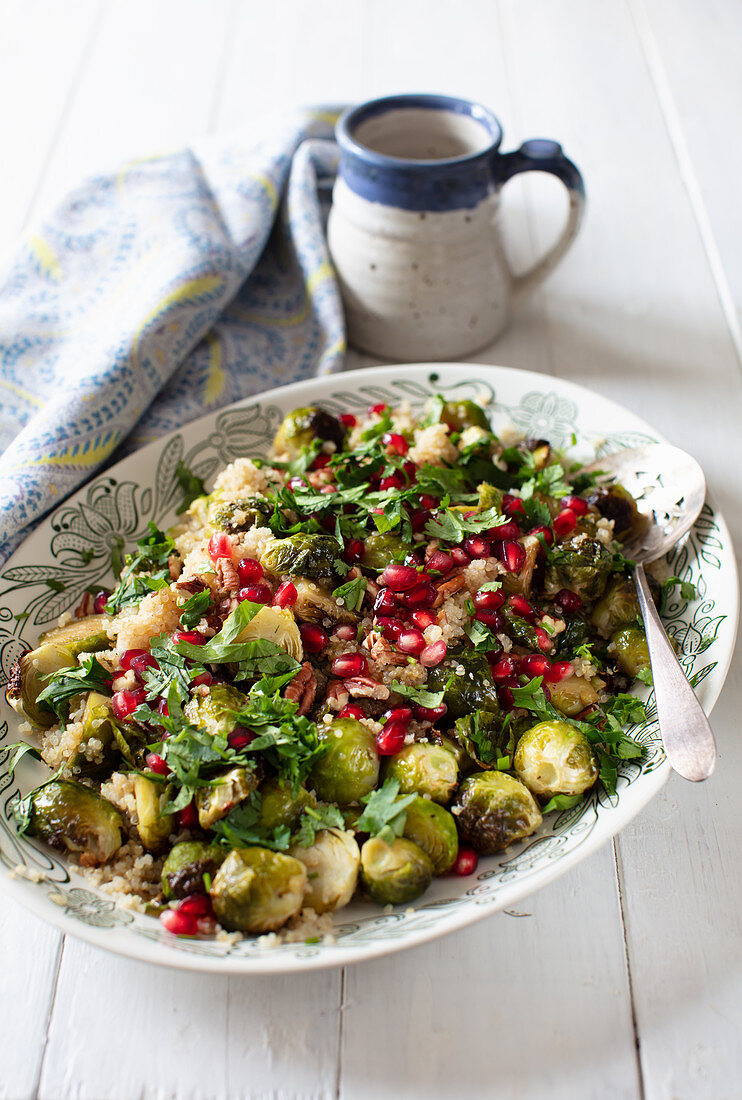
[1,2,741,1097]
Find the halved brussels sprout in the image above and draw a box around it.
[25,780,123,865]
[591,576,641,639]
[611,624,651,679]
[438,399,490,433]
[361,533,407,572]
[230,605,302,661]
[112,722,149,769]
[161,840,226,900]
[383,743,459,805]
[360,836,433,905]
[452,709,511,769]
[501,533,542,597]
[477,482,504,513]
[502,607,541,650]
[209,496,272,534]
[289,828,360,913]
[309,719,379,806]
[257,780,315,832]
[184,683,248,739]
[6,615,112,728]
[210,847,307,933]
[545,536,613,602]
[452,771,542,854]
[260,534,341,581]
[548,675,599,717]
[586,483,642,540]
[293,578,358,626]
[554,615,591,658]
[67,691,117,774]
[402,797,458,875]
[514,720,599,798]
[273,406,346,458]
[426,650,499,719]
[134,775,174,851]
[197,766,258,829]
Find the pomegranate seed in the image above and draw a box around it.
[520,654,551,679]
[172,630,206,646]
[273,580,298,608]
[376,721,407,756]
[379,475,403,492]
[208,532,232,562]
[410,609,437,629]
[403,460,418,483]
[157,698,170,717]
[111,689,146,719]
[535,627,554,652]
[190,671,212,687]
[320,484,337,495]
[178,801,198,830]
[553,509,577,537]
[178,894,213,918]
[119,648,149,671]
[474,609,505,633]
[383,706,413,724]
[311,453,332,470]
[414,703,448,722]
[545,660,573,683]
[93,591,110,614]
[299,623,328,653]
[396,628,426,656]
[498,540,527,572]
[420,640,447,666]
[375,616,404,640]
[334,624,357,641]
[238,583,271,604]
[426,550,454,576]
[404,550,424,568]
[484,640,504,663]
[419,494,438,509]
[410,508,432,533]
[369,403,388,416]
[160,909,199,936]
[554,588,583,615]
[331,652,368,677]
[374,587,397,616]
[338,703,365,720]
[383,432,409,456]
[288,475,308,492]
[492,656,517,681]
[499,686,515,711]
[528,525,554,547]
[488,521,519,542]
[508,594,536,621]
[228,726,255,749]
[342,538,365,563]
[339,413,357,428]
[503,496,526,518]
[473,588,505,611]
[145,752,170,775]
[380,563,419,592]
[462,535,490,559]
[398,581,436,610]
[453,848,479,876]
[560,495,589,516]
[130,652,158,679]
[451,546,471,566]
[237,557,263,584]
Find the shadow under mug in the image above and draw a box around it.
[323,94,585,362]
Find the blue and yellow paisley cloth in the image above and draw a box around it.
[0,109,346,563]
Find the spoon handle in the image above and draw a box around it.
[633,563,717,781]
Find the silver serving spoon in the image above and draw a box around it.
[586,443,715,781]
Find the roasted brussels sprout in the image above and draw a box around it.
[426,649,499,719]
[438,399,490,433]
[68,691,117,773]
[161,840,226,900]
[360,836,433,905]
[554,615,591,658]
[402,797,458,874]
[309,719,379,806]
[586,483,642,540]
[452,709,511,769]
[25,780,123,865]
[514,720,599,798]
[289,828,360,913]
[273,405,346,458]
[477,482,504,513]
[361,532,407,571]
[196,766,257,829]
[452,771,542,854]
[383,742,458,804]
[134,775,174,850]
[184,683,249,739]
[611,624,651,679]
[257,780,315,831]
[591,575,641,638]
[548,674,600,717]
[111,722,149,769]
[260,533,341,581]
[502,607,541,650]
[545,536,613,601]
[230,605,303,660]
[501,533,542,597]
[210,847,307,933]
[6,615,112,728]
[292,578,358,626]
[210,495,272,533]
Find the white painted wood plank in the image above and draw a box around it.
[0,896,62,1100]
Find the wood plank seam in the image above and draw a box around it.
[613,839,647,1100]
[334,968,346,1100]
[31,937,66,1100]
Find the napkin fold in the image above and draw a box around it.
[0,108,347,564]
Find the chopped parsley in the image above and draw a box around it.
[356,778,417,845]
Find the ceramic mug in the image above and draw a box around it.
[325,94,585,361]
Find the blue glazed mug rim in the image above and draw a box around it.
[336,93,504,171]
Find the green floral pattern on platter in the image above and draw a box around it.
[0,366,736,970]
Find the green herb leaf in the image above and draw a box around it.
[176,461,207,514]
[388,680,447,708]
[332,575,367,612]
[36,655,110,723]
[293,803,346,849]
[356,777,417,844]
[179,589,212,630]
[541,793,584,814]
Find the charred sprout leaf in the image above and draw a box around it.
[36,655,110,723]
[105,522,175,614]
[388,680,447,709]
[332,575,367,612]
[356,777,417,845]
[176,461,207,513]
[179,589,211,630]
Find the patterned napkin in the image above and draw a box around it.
[0,108,347,564]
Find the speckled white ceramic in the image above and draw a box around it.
[327,95,586,361]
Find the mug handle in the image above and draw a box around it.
[497,139,586,298]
